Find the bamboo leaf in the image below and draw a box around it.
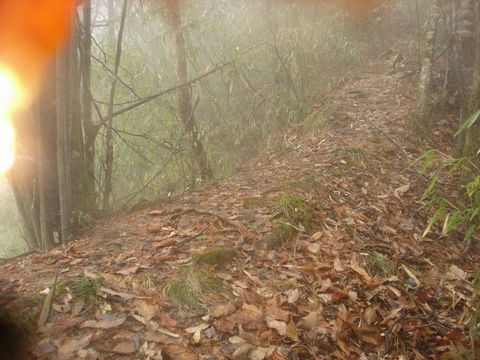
[456,109,480,137]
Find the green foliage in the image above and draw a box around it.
[415,151,480,241]
[456,109,480,138]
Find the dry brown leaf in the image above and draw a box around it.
[145,331,180,345]
[286,318,299,341]
[58,334,93,359]
[307,242,321,254]
[116,265,139,276]
[185,323,209,344]
[394,184,410,199]
[137,301,158,321]
[210,302,237,318]
[266,299,289,322]
[286,289,300,304]
[81,317,126,329]
[163,344,198,360]
[297,311,320,330]
[113,341,136,354]
[334,257,345,272]
[249,346,275,360]
[266,317,287,336]
[349,263,373,285]
[363,307,377,326]
[446,265,467,281]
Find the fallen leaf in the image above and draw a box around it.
[185,323,209,344]
[233,344,254,358]
[117,265,139,276]
[210,302,237,318]
[349,263,373,285]
[286,318,299,341]
[394,184,410,199]
[145,331,180,345]
[401,264,420,287]
[297,311,320,330]
[334,257,344,272]
[81,317,126,329]
[58,334,93,359]
[363,307,377,326]
[113,341,136,354]
[286,289,300,304]
[137,301,158,321]
[249,346,275,360]
[446,265,467,281]
[266,317,287,336]
[307,242,321,254]
[163,344,198,360]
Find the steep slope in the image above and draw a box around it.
[1,59,478,359]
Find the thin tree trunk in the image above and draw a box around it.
[165,0,212,182]
[81,0,97,210]
[412,0,440,135]
[103,0,128,210]
[36,102,50,250]
[462,2,480,170]
[56,47,72,243]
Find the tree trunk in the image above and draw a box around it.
[165,0,212,182]
[9,66,59,251]
[56,45,72,244]
[81,0,97,211]
[103,0,129,210]
[462,2,480,171]
[412,0,440,135]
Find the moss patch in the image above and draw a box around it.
[165,266,232,314]
[71,275,102,305]
[274,195,315,231]
[194,247,236,266]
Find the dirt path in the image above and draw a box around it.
[1,61,478,359]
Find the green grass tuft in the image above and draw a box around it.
[367,252,393,276]
[274,195,315,230]
[332,146,373,166]
[165,266,232,314]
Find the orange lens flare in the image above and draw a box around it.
[0,119,15,172]
[0,0,80,172]
[0,69,22,173]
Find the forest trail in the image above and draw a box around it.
[2,57,479,359]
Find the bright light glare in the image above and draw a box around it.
[0,69,23,172]
[0,119,15,172]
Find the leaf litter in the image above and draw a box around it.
[0,59,479,360]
